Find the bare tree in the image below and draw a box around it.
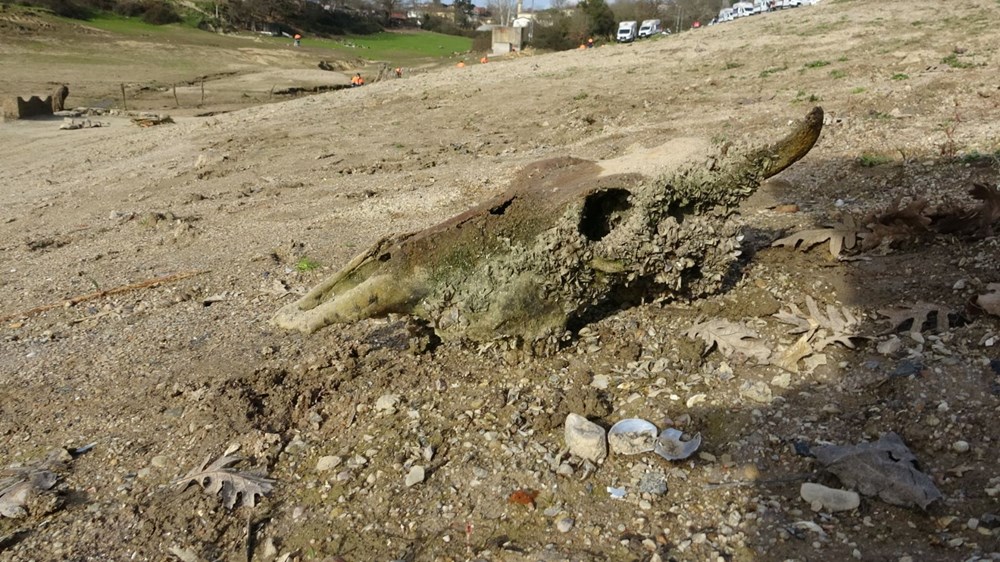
[489,0,518,26]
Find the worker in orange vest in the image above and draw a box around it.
[457,61,466,68]
[480,55,488,64]
[350,73,365,87]
[293,34,301,47]
[587,37,594,48]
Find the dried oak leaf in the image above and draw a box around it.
[878,302,950,334]
[774,334,814,374]
[173,455,274,509]
[771,215,864,258]
[974,283,1000,316]
[861,198,933,250]
[813,432,941,509]
[932,183,1000,237]
[774,295,862,350]
[685,317,771,364]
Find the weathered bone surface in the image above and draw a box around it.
[274,107,824,344]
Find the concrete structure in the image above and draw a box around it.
[2,95,54,121]
[491,26,525,55]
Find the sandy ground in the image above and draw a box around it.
[2,1,1000,560]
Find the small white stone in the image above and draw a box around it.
[800,482,860,512]
[315,455,342,472]
[556,515,575,533]
[953,279,967,290]
[564,413,607,463]
[967,518,980,530]
[770,373,791,389]
[952,440,970,454]
[590,374,610,389]
[405,465,425,487]
[375,394,400,412]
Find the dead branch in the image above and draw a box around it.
[0,270,209,324]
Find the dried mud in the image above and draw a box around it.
[2,1,1000,561]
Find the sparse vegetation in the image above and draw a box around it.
[891,73,909,80]
[829,69,846,79]
[760,65,788,77]
[942,53,973,68]
[804,60,831,68]
[858,153,892,167]
[296,257,322,272]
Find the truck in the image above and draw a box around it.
[616,21,638,42]
[638,19,661,38]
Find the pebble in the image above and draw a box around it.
[564,413,608,463]
[556,463,574,477]
[316,455,343,472]
[590,374,610,389]
[800,482,860,512]
[150,455,169,468]
[405,465,425,487]
[375,393,400,412]
[952,440,970,453]
[556,515,575,533]
[770,373,791,389]
[739,381,772,403]
[638,472,668,496]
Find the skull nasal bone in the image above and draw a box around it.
[579,189,632,241]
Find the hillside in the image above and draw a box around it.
[1,0,1000,560]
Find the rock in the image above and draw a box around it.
[770,373,791,389]
[800,482,861,512]
[555,515,575,533]
[638,472,668,496]
[150,455,169,468]
[564,413,607,463]
[952,440,970,453]
[405,465,425,487]
[285,435,308,455]
[259,537,278,561]
[375,393,400,412]
[316,455,342,472]
[739,381,772,403]
[51,85,69,112]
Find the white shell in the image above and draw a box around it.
[608,418,659,455]
[654,428,702,460]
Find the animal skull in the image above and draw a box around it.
[273,107,824,345]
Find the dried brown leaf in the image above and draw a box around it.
[772,216,864,257]
[775,335,813,373]
[774,296,862,351]
[173,455,274,510]
[932,183,1000,237]
[685,317,771,364]
[877,302,950,334]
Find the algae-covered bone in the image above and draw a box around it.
[273,108,824,344]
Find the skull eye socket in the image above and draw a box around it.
[579,188,632,241]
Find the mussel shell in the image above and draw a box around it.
[654,428,702,460]
[608,418,659,455]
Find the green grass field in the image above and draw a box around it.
[75,14,473,64]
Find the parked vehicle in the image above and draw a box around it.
[717,7,734,22]
[616,21,638,42]
[638,19,662,38]
[753,0,770,13]
[731,2,754,18]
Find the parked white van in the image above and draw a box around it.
[731,2,754,18]
[638,19,661,38]
[718,7,734,22]
[616,21,638,42]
